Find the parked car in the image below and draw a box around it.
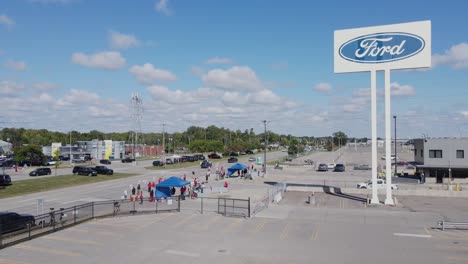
[121,157,135,163]
[165,158,174,164]
[46,159,58,166]
[76,167,97,176]
[357,179,399,190]
[183,156,196,162]
[229,152,239,156]
[72,166,84,174]
[327,163,336,170]
[334,164,345,172]
[200,160,212,169]
[194,154,205,160]
[399,165,416,175]
[100,159,111,165]
[29,168,52,176]
[0,174,12,186]
[0,212,35,234]
[228,157,238,163]
[208,153,221,159]
[248,157,256,162]
[353,164,371,170]
[239,151,246,155]
[153,160,163,166]
[317,164,328,171]
[94,166,113,175]
[246,150,254,154]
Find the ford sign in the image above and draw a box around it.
[339,32,425,64]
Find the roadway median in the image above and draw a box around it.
[0,173,139,199]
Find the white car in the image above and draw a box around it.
[357,179,399,190]
[248,157,256,162]
[47,160,57,165]
[327,163,336,169]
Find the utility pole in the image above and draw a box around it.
[394,115,397,176]
[69,131,72,165]
[262,120,268,177]
[162,123,166,154]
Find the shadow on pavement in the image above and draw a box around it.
[322,186,367,203]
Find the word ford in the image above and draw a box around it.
[355,37,405,58]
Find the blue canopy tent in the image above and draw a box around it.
[227,163,248,177]
[155,176,191,199]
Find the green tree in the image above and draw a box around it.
[332,131,349,148]
[13,144,46,165]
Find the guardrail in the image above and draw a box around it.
[438,221,468,231]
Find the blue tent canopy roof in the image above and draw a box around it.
[157,176,190,187]
[228,163,248,177]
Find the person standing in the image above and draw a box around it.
[147,181,152,193]
[180,186,186,200]
[123,189,128,199]
[132,186,136,196]
[149,189,154,202]
[139,191,144,205]
[183,173,187,181]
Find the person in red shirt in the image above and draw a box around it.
[224,181,229,189]
[147,182,151,193]
[183,173,187,181]
[158,177,162,184]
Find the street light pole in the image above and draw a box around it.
[162,124,166,154]
[262,120,268,177]
[394,115,397,176]
[69,131,72,165]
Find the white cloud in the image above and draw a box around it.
[0,81,25,97]
[129,63,176,84]
[433,43,468,69]
[249,89,281,105]
[5,60,27,71]
[0,15,15,29]
[155,0,171,16]
[191,66,204,76]
[314,82,332,93]
[459,111,468,119]
[71,51,126,70]
[147,85,195,104]
[202,66,263,92]
[109,31,140,50]
[56,89,100,107]
[205,57,233,65]
[390,82,415,96]
[33,82,57,92]
[37,93,54,103]
[352,88,370,97]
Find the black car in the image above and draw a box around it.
[121,157,135,163]
[94,166,113,175]
[194,154,205,160]
[245,150,254,154]
[228,157,238,163]
[0,174,12,186]
[229,152,239,156]
[334,164,345,172]
[100,159,111,165]
[208,153,221,159]
[153,160,163,166]
[76,167,97,176]
[72,166,84,174]
[0,212,35,234]
[200,160,212,168]
[29,168,52,176]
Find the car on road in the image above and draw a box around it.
[76,167,97,176]
[0,212,35,234]
[121,157,135,163]
[228,157,238,163]
[0,174,12,186]
[317,164,328,171]
[94,166,113,175]
[248,157,256,162]
[29,168,52,176]
[357,179,399,190]
[194,154,205,160]
[353,164,371,170]
[208,153,221,159]
[334,164,345,172]
[200,160,212,168]
[152,160,163,166]
[399,165,416,175]
[327,163,336,170]
[100,159,111,164]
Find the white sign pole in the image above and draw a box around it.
[384,69,394,205]
[370,70,379,204]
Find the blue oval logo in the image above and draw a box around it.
[339,32,425,64]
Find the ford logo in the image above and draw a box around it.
[339,33,425,64]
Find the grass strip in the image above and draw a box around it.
[0,173,138,199]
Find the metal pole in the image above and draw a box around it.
[370,70,379,204]
[384,69,394,205]
[248,197,251,218]
[70,131,72,165]
[394,115,397,176]
[263,120,268,177]
[162,124,166,154]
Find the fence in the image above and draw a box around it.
[0,197,180,249]
[217,197,250,218]
[251,182,286,216]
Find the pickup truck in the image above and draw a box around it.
[357,179,399,190]
[121,157,135,163]
[94,166,114,175]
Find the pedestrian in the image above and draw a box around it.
[181,186,186,200]
[149,189,154,202]
[183,173,187,181]
[139,191,143,205]
[137,184,141,193]
[158,177,163,184]
[194,177,198,187]
[171,187,176,195]
[224,181,229,190]
[132,186,136,196]
[152,180,156,188]
[147,181,152,193]
[123,189,128,199]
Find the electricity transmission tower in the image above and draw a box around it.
[129,93,145,159]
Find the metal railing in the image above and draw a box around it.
[251,182,286,216]
[217,197,250,218]
[438,221,468,231]
[0,197,180,249]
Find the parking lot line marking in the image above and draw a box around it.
[174,214,197,227]
[224,218,242,233]
[165,249,200,257]
[433,236,468,241]
[44,236,102,245]
[310,225,319,241]
[0,258,30,264]
[251,219,268,234]
[393,233,431,238]
[68,228,123,237]
[279,223,290,240]
[13,245,80,257]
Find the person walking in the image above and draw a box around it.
[147,181,152,193]
[149,189,154,202]
[137,184,141,193]
[183,173,187,181]
[131,186,136,196]
[180,186,186,200]
[139,191,144,205]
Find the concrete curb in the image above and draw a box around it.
[287,186,468,197]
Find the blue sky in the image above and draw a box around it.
[1,0,467,138]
